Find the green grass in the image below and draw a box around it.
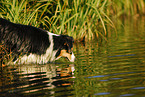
[0,0,144,41]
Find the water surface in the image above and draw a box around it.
[1,17,145,97]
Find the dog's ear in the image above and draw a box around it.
[66,36,74,43]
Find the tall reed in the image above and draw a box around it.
[0,0,114,41]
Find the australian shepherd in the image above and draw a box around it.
[0,18,75,64]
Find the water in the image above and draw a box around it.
[0,17,145,97]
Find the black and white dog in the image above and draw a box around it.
[0,18,75,64]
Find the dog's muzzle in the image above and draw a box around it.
[69,52,75,62]
[55,50,75,62]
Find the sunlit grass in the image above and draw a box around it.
[0,0,144,41]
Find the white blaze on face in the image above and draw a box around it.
[70,52,75,62]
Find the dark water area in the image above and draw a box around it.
[0,17,145,97]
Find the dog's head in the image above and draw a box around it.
[54,35,75,62]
